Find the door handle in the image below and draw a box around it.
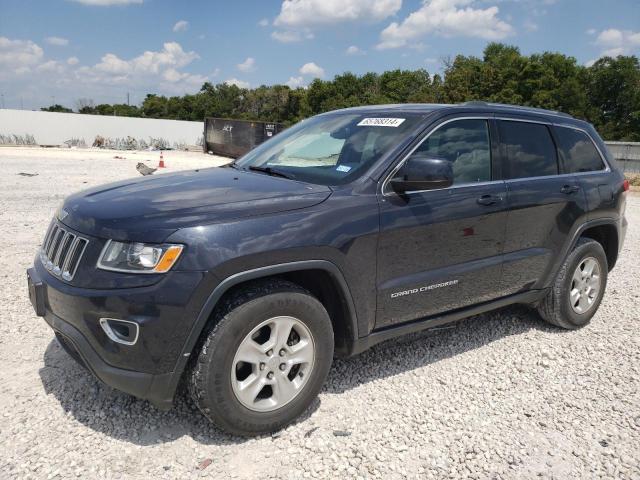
[477,194,502,206]
[560,185,580,194]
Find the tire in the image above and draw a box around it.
[537,237,608,329]
[188,279,334,436]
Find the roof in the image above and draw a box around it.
[330,101,575,121]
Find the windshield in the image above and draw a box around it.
[234,113,423,186]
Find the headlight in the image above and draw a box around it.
[97,240,183,273]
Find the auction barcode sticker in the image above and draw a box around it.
[357,117,406,127]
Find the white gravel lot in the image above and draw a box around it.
[1,146,639,479]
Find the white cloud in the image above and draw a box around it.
[225,78,250,88]
[286,76,305,88]
[45,36,69,46]
[76,42,200,87]
[593,28,640,58]
[523,20,538,32]
[36,60,65,74]
[237,57,256,72]
[0,38,210,108]
[376,0,514,50]
[600,47,626,58]
[586,28,597,35]
[69,0,143,5]
[173,20,189,32]
[345,45,365,55]
[92,53,129,74]
[258,18,270,27]
[299,62,325,77]
[596,28,625,46]
[274,0,401,28]
[158,68,207,89]
[0,37,44,76]
[162,68,186,83]
[271,30,314,43]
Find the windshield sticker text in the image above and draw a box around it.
[357,118,406,127]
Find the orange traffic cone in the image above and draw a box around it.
[158,151,166,168]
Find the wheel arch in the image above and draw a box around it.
[165,261,360,403]
[579,223,619,271]
[542,218,620,290]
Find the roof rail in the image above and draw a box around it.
[461,101,573,119]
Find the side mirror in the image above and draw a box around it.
[390,155,453,193]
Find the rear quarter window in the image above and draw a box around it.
[554,127,606,173]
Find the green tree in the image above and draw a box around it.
[584,56,640,141]
[39,45,640,140]
[41,104,72,113]
[140,94,169,118]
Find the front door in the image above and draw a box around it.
[376,118,508,328]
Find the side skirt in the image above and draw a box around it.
[348,289,547,356]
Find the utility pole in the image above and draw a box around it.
[0,93,4,109]
[127,92,130,106]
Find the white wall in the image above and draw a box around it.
[0,109,203,146]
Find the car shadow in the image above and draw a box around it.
[324,304,560,394]
[39,304,558,446]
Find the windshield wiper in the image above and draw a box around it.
[225,161,240,169]
[248,165,295,180]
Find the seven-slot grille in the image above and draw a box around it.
[40,221,89,281]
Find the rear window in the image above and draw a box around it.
[554,127,606,173]
[499,121,558,179]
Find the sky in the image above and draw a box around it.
[0,0,639,110]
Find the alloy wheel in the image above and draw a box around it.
[570,257,601,314]
[231,316,315,412]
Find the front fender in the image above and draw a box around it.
[161,260,360,405]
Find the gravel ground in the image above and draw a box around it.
[1,146,639,479]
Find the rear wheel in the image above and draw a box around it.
[538,238,608,329]
[188,280,334,436]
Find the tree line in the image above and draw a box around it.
[42,43,640,141]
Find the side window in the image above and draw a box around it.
[413,119,491,185]
[554,127,606,173]
[499,121,558,179]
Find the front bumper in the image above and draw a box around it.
[46,309,175,408]
[27,260,207,409]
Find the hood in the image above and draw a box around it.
[60,167,331,242]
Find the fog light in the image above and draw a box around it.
[99,318,139,346]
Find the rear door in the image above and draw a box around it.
[552,125,613,218]
[376,117,509,328]
[498,119,588,294]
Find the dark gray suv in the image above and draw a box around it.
[28,102,628,435]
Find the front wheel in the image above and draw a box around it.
[188,280,334,436]
[538,237,608,329]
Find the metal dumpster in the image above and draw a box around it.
[204,118,284,158]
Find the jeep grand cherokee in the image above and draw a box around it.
[28,102,628,435]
